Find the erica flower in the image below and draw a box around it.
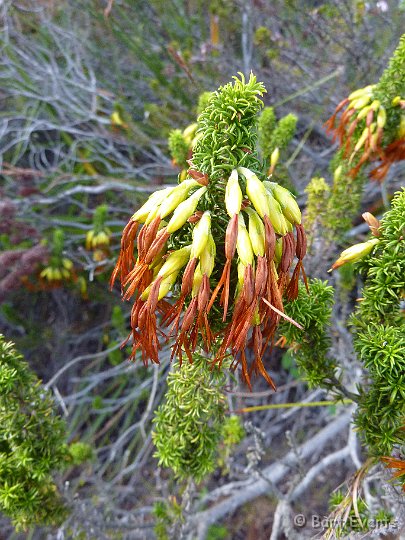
[324,84,404,180]
[111,74,308,388]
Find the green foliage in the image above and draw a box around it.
[326,154,367,240]
[0,335,69,530]
[280,279,338,390]
[258,108,297,159]
[351,188,405,456]
[257,106,277,157]
[153,498,184,540]
[192,73,265,181]
[206,523,229,540]
[68,441,94,466]
[221,415,245,446]
[152,352,227,483]
[168,129,189,169]
[197,91,213,115]
[304,176,330,233]
[269,113,298,153]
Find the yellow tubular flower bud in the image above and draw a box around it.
[356,104,372,120]
[159,180,200,219]
[392,96,401,106]
[133,187,173,223]
[274,237,283,264]
[191,211,211,258]
[238,167,271,219]
[334,165,343,183]
[398,115,405,139]
[266,182,302,225]
[53,268,62,281]
[270,147,280,170]
[266,192,289,235]
[348,85,374,101]
[62,258,73,270]
[370,99,380,111]
[166,186,207,233]
[141,270,180,301]
[156,245,191,279]
[191,264,203,297]
[225,169,243,217]
[252,306,260,326]
[85,230,94,250]
[236,214,254,266]
[199,233,216,277]
[182,122,198,144]
[350,94,372,110]
[244,207,265,257]
[353,126,370,154]
[329,238,379,271]
[377,107,386,129]
[191,131,203,150]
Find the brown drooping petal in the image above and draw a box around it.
[110,219,139,289]
[162,257,197,333]
[207,214,238,320]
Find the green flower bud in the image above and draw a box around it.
[225,169,243,217]
[166,186,207,233]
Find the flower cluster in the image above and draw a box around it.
[39,229,75,288]
[324,35,405,182]
[85,204,111,269]
[111,74,308,388]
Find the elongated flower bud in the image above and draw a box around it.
[350,94,372,110]
[377,106,386,129]
[329,238,379,271]
[191,211,211,258]
[236,215,254,266]
[159,180,200,219]
[348,85,374,101]
[132,187,174,223]
[266,182,302,225]
[239,167,271,219]
[141,270,179,301]
[199,233,216,277]
[334,165,343,182]
[192,264,203,297]
[265,191,289,235]
[166,186,207,233]
[244,207,265,257]
[157,245,191,279]
[182,122,198,144]
[225,169,243,217]
[274,237,283,264]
